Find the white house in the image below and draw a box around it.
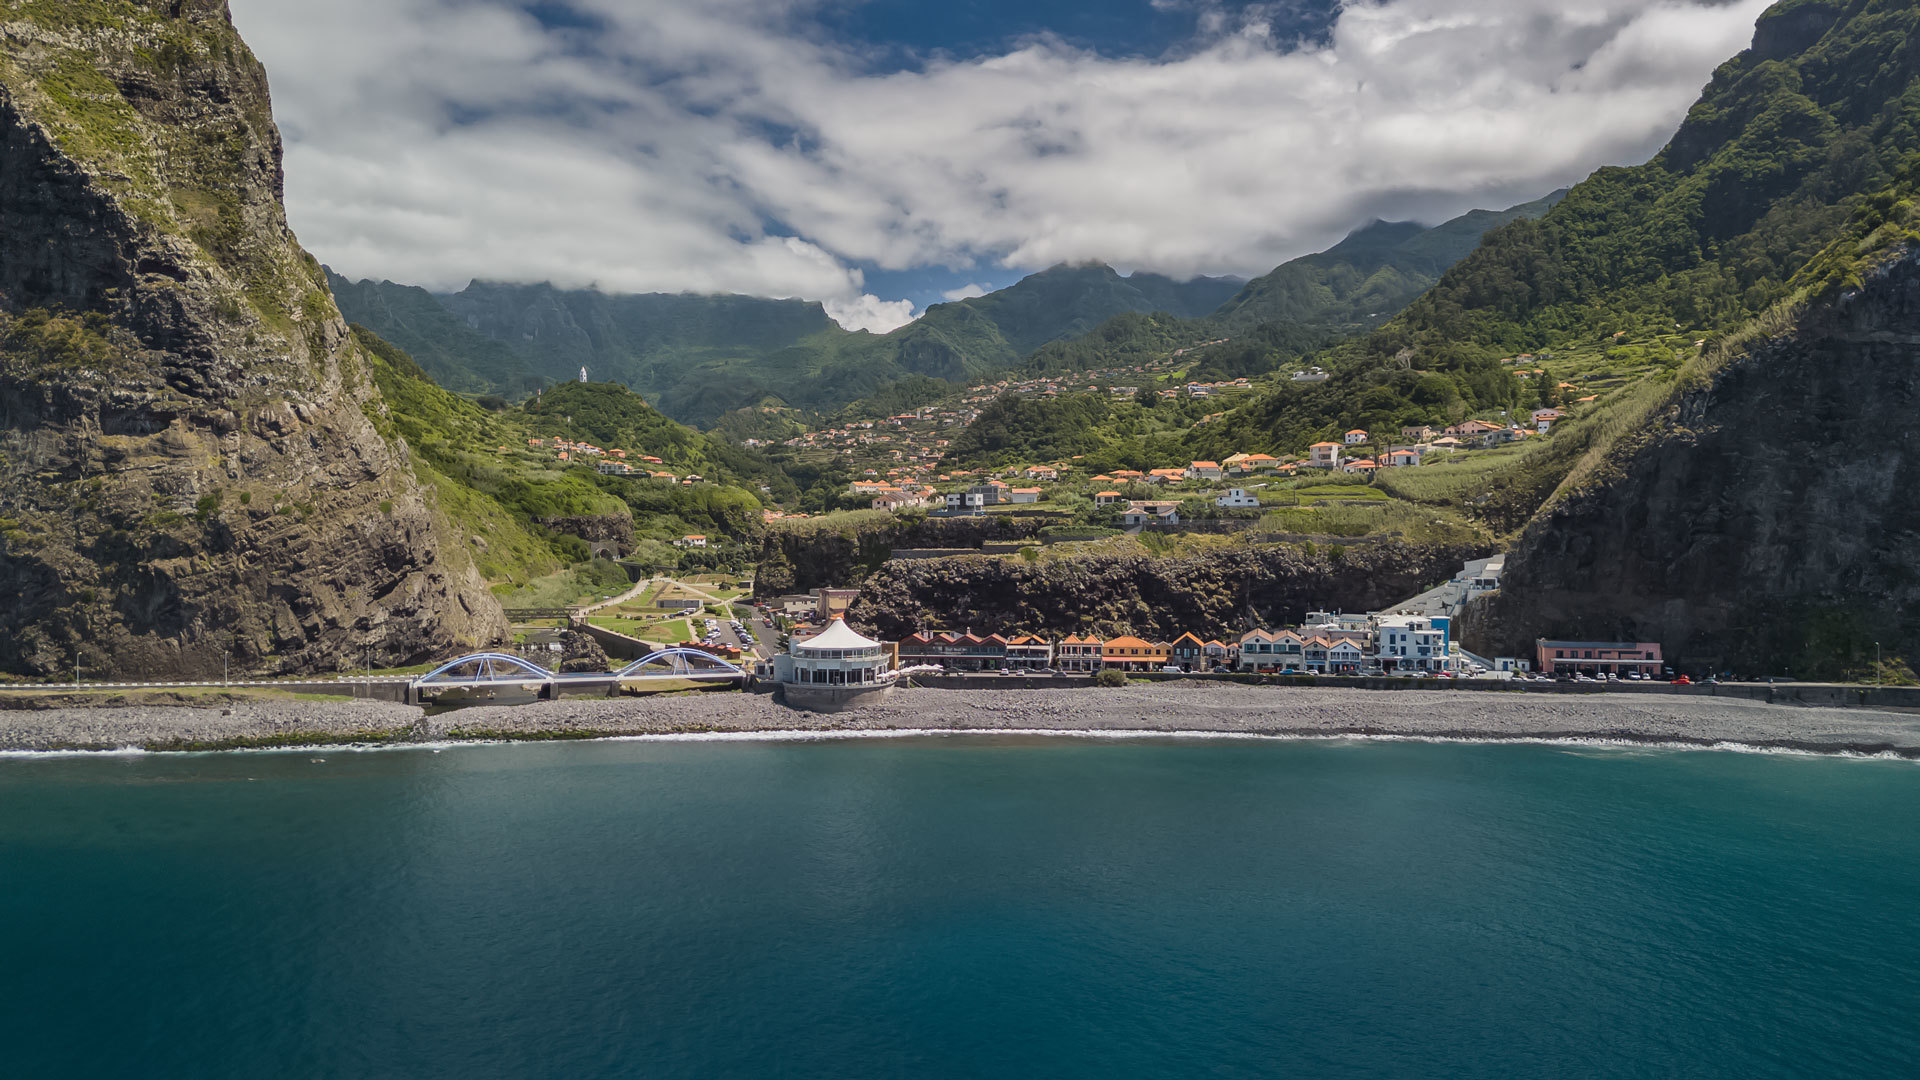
[1186,461,1224,481]
[1121,501,1180,526]
[1216,488,1260,508]
[1376,614,1450,672]
[1308,442,1341,468]
[1344,429,1369,445]
[1008,487,1041,504]
[1326,639,1365,673]
[676,534,708,548]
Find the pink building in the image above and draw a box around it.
[1535,640,1663,677]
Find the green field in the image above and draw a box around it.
[492,564,635,609]
[587,616,698,645]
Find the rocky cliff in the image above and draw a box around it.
[0,1,506,677]
[852,541,1483,642]
[1466,249,1920,677]
[755,514,1051,598]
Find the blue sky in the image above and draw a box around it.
[818,0,1338,64]
[231,0,1774,330]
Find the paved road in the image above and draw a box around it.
[579,576,661,616]
[748,610,778,660]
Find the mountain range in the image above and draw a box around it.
[332,196,1563,427]
[1210,190,1569,329]
[6,0,1916,681]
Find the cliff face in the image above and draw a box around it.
[852,541,1483,642]
[0,1,506,677]
[1466,250,1920,676]
[755,515,1052,599]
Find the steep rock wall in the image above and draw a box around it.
[852,541,1483,642]
[1466,250,1920,675]
[0,2,506,677]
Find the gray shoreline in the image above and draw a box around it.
[6,686,1920,758]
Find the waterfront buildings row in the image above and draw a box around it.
[770,614,1666,712]
[897,612,1468,674]
[892,624,1665,678]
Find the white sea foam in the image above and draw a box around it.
[3,728,1911,762]
[0,745,151,760]
[594,727,1919,762]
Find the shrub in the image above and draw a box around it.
[1093,669,1128,688]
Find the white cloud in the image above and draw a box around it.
[822,293,921,333]
[941,283,993,302]
[228,0,1774,329]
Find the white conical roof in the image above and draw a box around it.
[795,616,882,652]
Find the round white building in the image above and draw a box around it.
[773,616,897,709]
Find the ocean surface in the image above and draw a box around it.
[4,735,1919,1078]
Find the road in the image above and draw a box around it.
[578,576,656,616]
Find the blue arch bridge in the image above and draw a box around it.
[408,648,750,707]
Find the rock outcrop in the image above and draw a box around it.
[558,629,610,674]
[0,1,507,677]
[852,541,1485,642]
[1465,250,1920,676]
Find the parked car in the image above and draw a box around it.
[1671,675,1692,685]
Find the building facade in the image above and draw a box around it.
[897,631,1010,671]
[1057,635,1102,672]
[1535,640,1664,677]
[1004,635,1053,669]
[1101,636,1169,672]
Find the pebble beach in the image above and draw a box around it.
[5,685,1920,757]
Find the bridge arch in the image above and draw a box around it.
[413,652,557,686]
[615,647,747,679]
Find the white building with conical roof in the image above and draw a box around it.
[772,616,898,709]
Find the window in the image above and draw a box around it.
[1556,650,1565,658]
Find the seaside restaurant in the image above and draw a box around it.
[1535,639,1664,678]
[774,616,897,687]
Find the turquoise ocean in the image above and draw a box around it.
[4,735,1918,1078]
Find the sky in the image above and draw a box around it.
[227,0,1774,332]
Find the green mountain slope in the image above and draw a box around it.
[1210,191,1568,331]
[329,272,537,395]
[332,263,1244,426]
[1199,0,1920,467]
[987,194,1563,386]
[356,327,785,565]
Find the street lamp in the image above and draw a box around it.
[1875,640,1882,687]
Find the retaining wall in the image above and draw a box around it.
[576,622,652,662]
